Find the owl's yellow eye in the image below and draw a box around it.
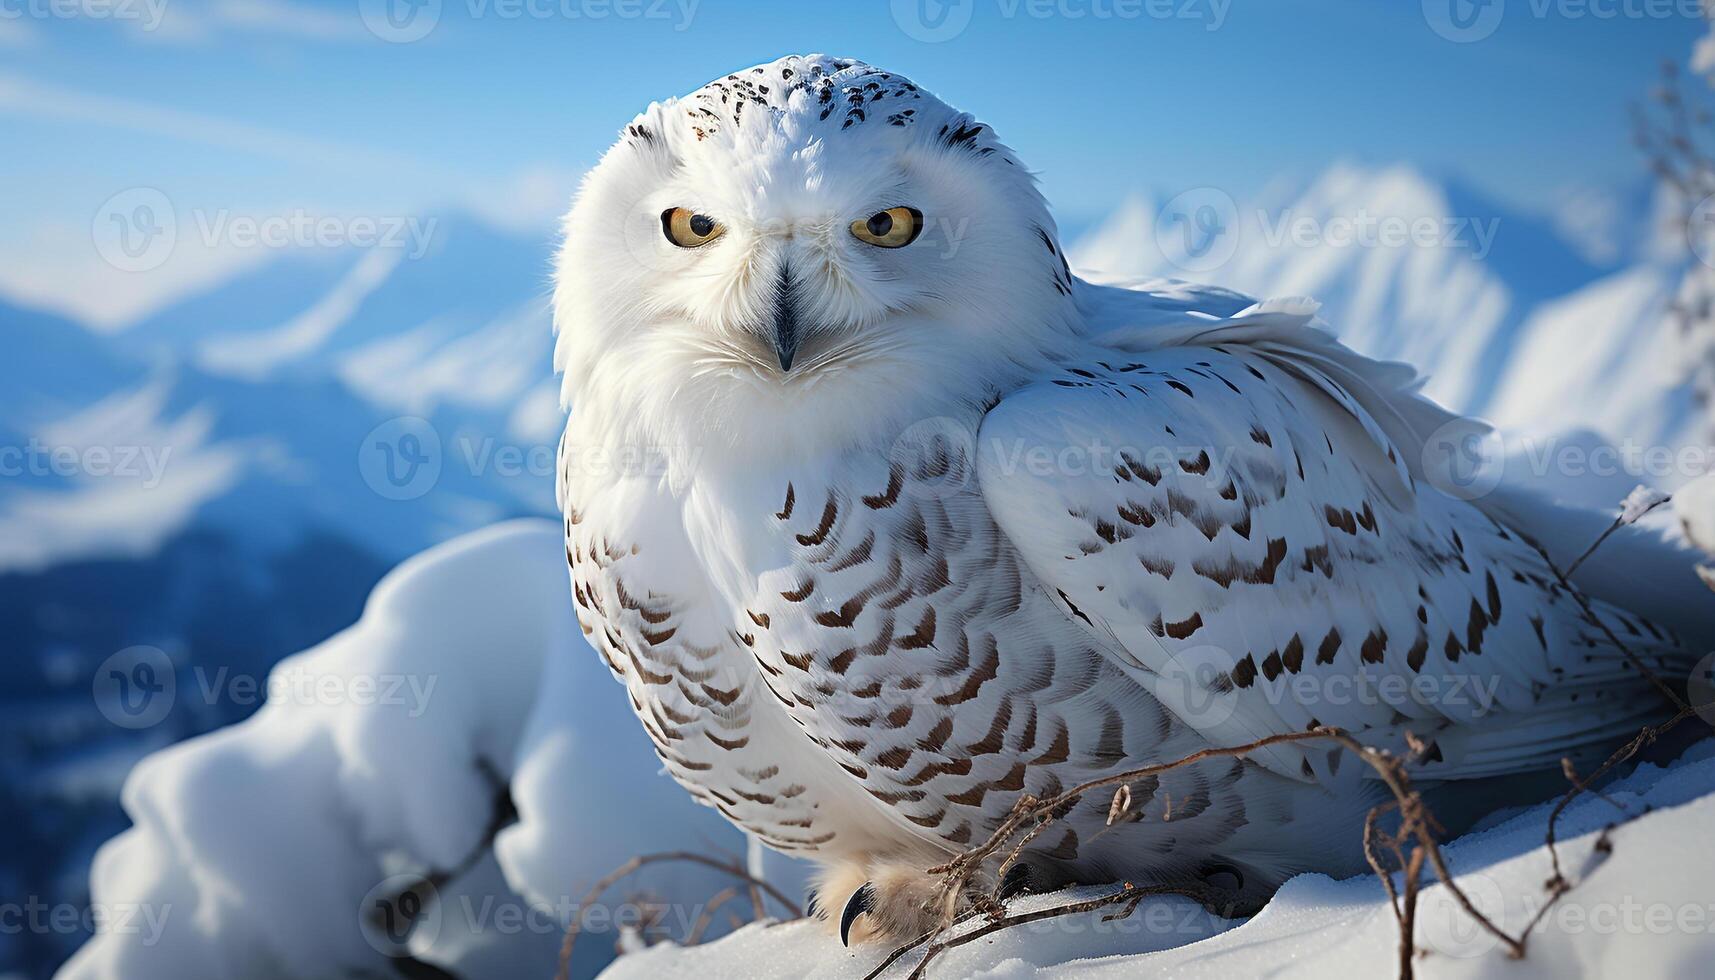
[661,207,724,248]
[850,206,923,248]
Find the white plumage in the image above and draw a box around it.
[552,54,1712,941]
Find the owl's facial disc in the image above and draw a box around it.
[657,203,931,374]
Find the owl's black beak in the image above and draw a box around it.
[772,264,801,373]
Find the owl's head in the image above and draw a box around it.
[554,54,1079,463]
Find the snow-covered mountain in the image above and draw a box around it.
[121,214,563,445]
[1067,164,1701,461]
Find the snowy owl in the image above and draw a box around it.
[553,54,1711,943]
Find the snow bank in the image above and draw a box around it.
[57,520,772,980]
[606,741,1715,979]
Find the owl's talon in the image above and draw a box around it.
[839,882,874,946]
[805,887,821,920]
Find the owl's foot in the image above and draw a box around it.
[816,853,1080,946]
[813,859,956,946]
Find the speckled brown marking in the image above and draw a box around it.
[863,466,904,509]
[1318,628,1341,665]
[1301,545,1333,577]
[1139,553,1176,578]
[1466,599,1489,655]
[1356,501,1378,534]
[814,596,866,628]
[932,635,999,705]
[1230,654,1258,689]
[1164,612,1205,640]
[1260,650,1284,681]
[1282,635,1305,673]
[897,607,937,649]
[707,731,750,751]
[1359,629,1387,665]
[797,497,839,546]
[1406,631,1429,672]
[1325,505,1358,535]
[1118,451,1162,485]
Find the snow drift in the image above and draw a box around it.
[56,520,795,980]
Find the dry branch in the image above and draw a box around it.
[554,850,804,980]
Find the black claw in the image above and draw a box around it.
[839,882,874,946]
[996,863,1034,902]
[1202,863,1246,894]
[805,888,821,920]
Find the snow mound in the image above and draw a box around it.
[57,520,775,980]
[606,740,1715,979]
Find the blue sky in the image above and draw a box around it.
[0,0,1703,325]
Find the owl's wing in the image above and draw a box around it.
[977,300,1680,786]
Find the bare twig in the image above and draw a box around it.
[896,882,1219,980]
[554,850,804,980]
[1564,493,1673,578]
[684,885,742,946]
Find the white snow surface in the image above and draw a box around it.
[60,520,1715,979]
[58,520,785,980]
[608,740,1715,979]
